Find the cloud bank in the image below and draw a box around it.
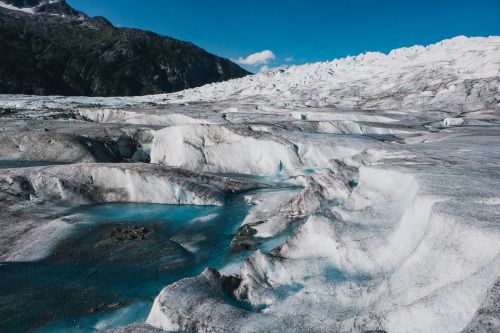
[235,50,275,66]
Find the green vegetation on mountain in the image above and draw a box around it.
[0,0,249,96]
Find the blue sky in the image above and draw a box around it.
[67,0,500,73]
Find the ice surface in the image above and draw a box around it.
[0,163,266,206]
[443,117,465,126]
[1,36,499,332]
[142,37,500,333]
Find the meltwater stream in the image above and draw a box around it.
[0,187,290,332]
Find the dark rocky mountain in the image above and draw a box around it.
[0,0,250,96]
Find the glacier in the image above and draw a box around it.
[0,36,499,332]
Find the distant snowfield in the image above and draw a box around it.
[0,36,499,332]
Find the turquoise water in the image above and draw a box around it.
[0,195,254,332]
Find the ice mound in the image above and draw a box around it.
[0,163,264,205]
[151,124,300,176]
[443,117,465,126]
[148,158,500,332]
[78,108,213,126]
[0,131,98,163]
[151,124,362,176]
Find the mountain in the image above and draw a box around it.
[0,0,250,96]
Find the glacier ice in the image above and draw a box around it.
[443,117,465,127]
[0,163,266,206]
[0,36,499,332]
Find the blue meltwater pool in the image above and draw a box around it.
[0,193,255,332]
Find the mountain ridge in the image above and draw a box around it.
[0,0,250,96]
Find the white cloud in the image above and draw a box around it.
[285,56,294,62]
[259,64,288,73]
[235,50,276,66]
